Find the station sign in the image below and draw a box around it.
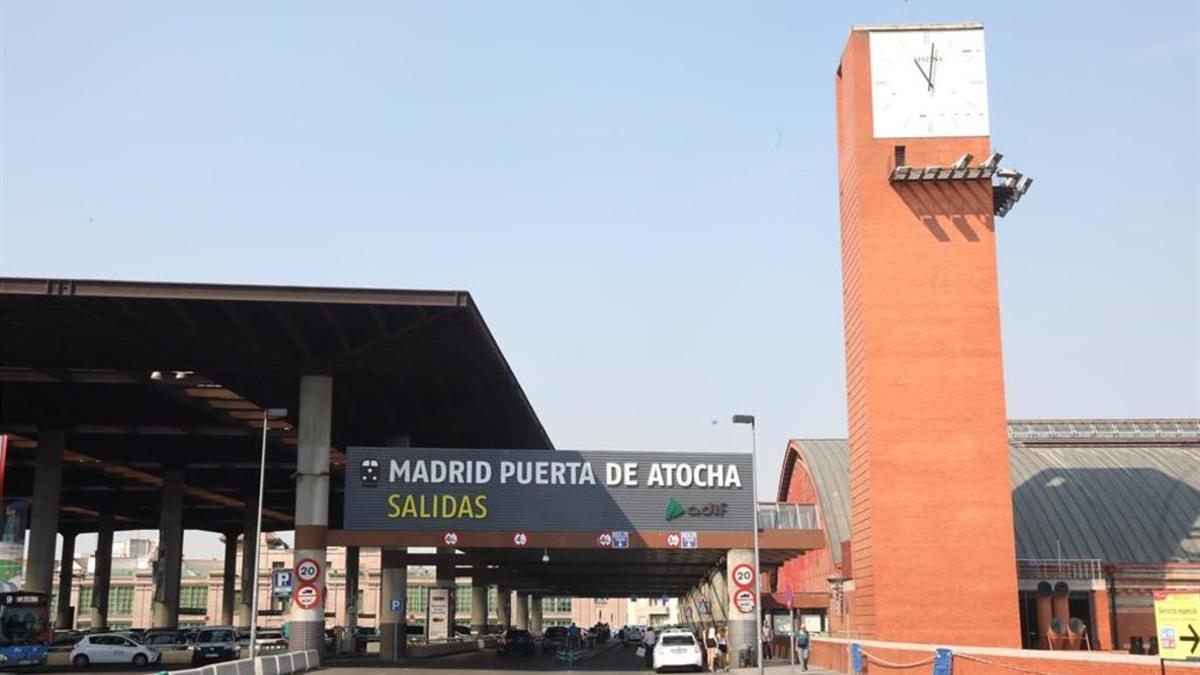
[344,448,754,533]
[1154,590,1200,661]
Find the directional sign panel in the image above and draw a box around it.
[1155,590,1200,661]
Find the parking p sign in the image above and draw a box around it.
[271,570,293,598]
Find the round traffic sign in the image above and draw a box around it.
[294,583,320,609]
[295,558,321,583]
[731,563,755,589]
[444,532,459,546]
[513,532,528,547]
[733,588,756,614]
[665,532,681,547]
[596,533,612,547]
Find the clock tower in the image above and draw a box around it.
[835,23,1021,647]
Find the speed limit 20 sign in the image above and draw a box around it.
[731,563,755,589]
[295,558,321,583]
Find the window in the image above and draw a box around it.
[180,586,208,611]
[110,586,134,615]
[542,597,571,613]
[271,561,284,569]
[894,145,906,167]
[79,586,94,610]
[594,597,607,605]
[406,587,428,613]
[456,586,472,614]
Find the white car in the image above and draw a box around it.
[652,631,703,672]
[70,633,161,668]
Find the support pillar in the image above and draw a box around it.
[152,468,184,629]
[496,586,511,628]
[55,532,76,628]
[25,429,64,594]
[724,549,757,667]
[89,512,114,631]
[513,592,529,630]
[238,493,258,630]
[289,375,333,657]
[529,594,543,635]
[221,531,238,626]
[470,584,488,635]
[435,550,457,633]
[379,548,407,660]
[344,546,360,654]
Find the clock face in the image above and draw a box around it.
[869,28,989,139]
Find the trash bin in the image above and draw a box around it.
[1129,636,1144,655]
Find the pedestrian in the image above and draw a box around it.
[716,626,729,672]
[794,624,811,672]
[642,626,657,666]
[705,626,718,672]
[567,622,581,650]
[762,619,773,660]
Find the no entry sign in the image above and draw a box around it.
[294,583,320,610]
[731,563,755,589]
[733,588,756,614]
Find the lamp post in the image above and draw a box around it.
[732,414,764,675]
[249,407,287,660]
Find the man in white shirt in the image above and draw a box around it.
[642,627,657,666]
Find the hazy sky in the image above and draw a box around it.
[3,1,1197,558]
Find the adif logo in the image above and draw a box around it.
[360,459,380,487]
[665,498,686,521]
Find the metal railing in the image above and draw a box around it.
[1016,558,1103,580]
[757,503,818,530]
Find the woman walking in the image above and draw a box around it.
[705,626,719,672]
[716,626,730,672]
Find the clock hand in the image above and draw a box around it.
[913,58,932,89]
[929,43,936,91]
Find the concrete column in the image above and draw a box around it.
[496,586,511,628]
[289,375,333,657]
[513,592,529,630]
[151,468,184,629]
[221,531,238,626]
[435,550,456,632]
[238,494,258,629]
[704,571,728,624]
[25,429,64,594]
[344,547,360,654]
[89,512,114,631]
[378,548,407,660]
[470,584,488,635]
[529,594,543,635]
[55,532,76,628]
[724,549,757,667]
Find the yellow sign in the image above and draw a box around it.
[1154,591,1200,661]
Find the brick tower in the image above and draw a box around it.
[835,23,1020,646]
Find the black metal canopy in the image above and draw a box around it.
[0,277,551,534]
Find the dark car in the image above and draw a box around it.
[143,631,190,647]
[542,626,568,653]
[496,629,535,656]
[191,627,241,665]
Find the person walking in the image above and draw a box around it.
[762,619,774,660]
[794,624,811,672]
[716,626,729,672]
[642,626,657,667]
[705,626,719,672]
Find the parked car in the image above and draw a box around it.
[495,628,535,656]
[256,631,287,649]
[52,630,83,647]
[69,634,161,668]
[542,626,567,653]
[652,631,703,673]
[622,625,644,647]
[190,627,241,665]
[142,631,190,647]
[453,624,472,637]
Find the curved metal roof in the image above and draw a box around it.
[781,420,1200,565]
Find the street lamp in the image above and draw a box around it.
[732,414,764,675]
[249,407,287,660]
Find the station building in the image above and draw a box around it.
[772,418,1200,652]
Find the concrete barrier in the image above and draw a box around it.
[167,649,321,675]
